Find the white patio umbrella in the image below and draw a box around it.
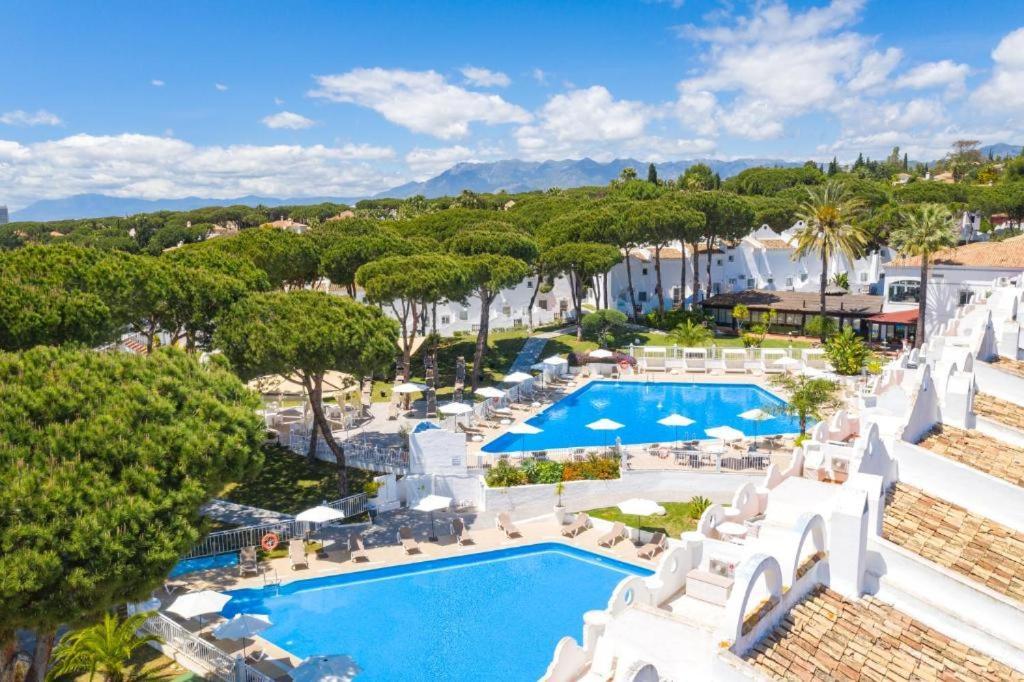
[589,348,614,359]
[704,425,745,442]
[507,422,542,452]
[739,408,775,449]
[542,355,568,365]
[212,613,271,657]
[296,505,346,548]
[412,494,452,541]
[475,386,506,399]
[166,590,231,625]
[616,498,666,545]
[586,418,624,452]
[657,413,695,445]
[290,655,362,682]
[392,382,427,394]
[439,402,474,415]
[502,372,533,383]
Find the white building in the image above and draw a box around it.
[881,233,1024,341]
[593,223,889,318]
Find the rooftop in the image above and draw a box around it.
[701,289,883,316]
[888,233,1024,269]
[918,423,1024,488]
[746,586,1023,680]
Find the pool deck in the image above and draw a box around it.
[163,516,661,676]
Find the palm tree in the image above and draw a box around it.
[888,203,957,348]
[50,612,163,682]
[793,182,868,340]
[667,319,712,346]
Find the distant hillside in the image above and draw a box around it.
[377,157,804,199]
[11,193,358,222]
[980,143,1022,158]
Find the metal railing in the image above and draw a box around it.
[188,493,369,559]
[141,613,275,682]
[479,445,772,474]
[287,431,409,473]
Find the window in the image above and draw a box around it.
[767,277,774,286]
[747,278,755,289]
[888,280,920,303]
[458,308,469,321]
[537,299,549,311]
[712,283,721,295]
[638,291,648,302]
[502,305,511,317]
[641,267,649,276]
[471,324,480,332]
[451,456,462,467]
[959,290,973,306]
[527,279,533,288]
[671,287,681,303]
[800,273,808,282]
[716,258,723,266]
[440,315,451,325]
[785,277,794,288]
[728,255,734,262]
[859,272,868,282]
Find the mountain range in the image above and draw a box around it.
[8,147,1021,222]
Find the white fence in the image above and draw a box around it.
[482,446,772,473]
[142,612,275,682]
[287,431,409,474]
[187,493,368,558]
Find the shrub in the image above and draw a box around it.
[688,495,712,519]
[667,319,712,346]
[581,309,628,347]
[804,315,837,338]
[824,327,870,375]
[485,460,528,487]
[645,308,709,331]
[563,454,620,481]
[521,458,564,484]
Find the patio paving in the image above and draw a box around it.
[917,424,1024,488]
[882,482,1024,603]
[746,585,1023,681]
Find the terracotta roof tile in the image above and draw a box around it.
[757,238,792,250]
[888,234,1024,269]
[702,289,883,316]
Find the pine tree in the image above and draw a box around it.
[647,163,658,185]
[854,153,865,169]
[827,157,839,176]
[903,153,909,170]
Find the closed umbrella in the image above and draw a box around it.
[412,494,452,541]
[507,422,542,452]
[657,413,695,446]
[212,613,271,657]
[166,590,231,626]
[617,498,666,545]
[739,408,774,449]
[290,655,362,682]
[586,418,624,452]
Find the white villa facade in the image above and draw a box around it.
[593,223,889,317]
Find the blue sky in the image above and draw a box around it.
[2,0,1023,207]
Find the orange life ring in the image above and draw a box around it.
[260,532,280,552]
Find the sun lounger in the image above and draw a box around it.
[288,539,308,570]
[598,522,627,548]
[239,546,260,576]
[348,533,368,562]
[451,517,474,545]
[561,512,590,538]
[497,512,522,538]
[637,532,667,560]
[398,526,421,554]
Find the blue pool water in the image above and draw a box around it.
[482,380,802,453]
[222,543,650,681]
[169,552,238,577]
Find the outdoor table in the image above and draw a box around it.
[716,521,749,542]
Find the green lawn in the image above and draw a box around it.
[588,500,704,537]
[219,444,375,514]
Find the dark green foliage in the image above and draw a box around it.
[581,309,629,346]
[723,166,824,195]
[824,327,870,375]
[0,346,264,632]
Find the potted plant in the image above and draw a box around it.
[553,481,567,524]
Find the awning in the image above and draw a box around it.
[866,310,919,324]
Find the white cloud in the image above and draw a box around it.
[524,86,654,144]
[0,133,403,209]
[404,144,504,179]
[849,48,902,92]
[151,79,165,87]
[214,83,229,91]
[894,60,969,97]
[532,68,548,85]
[309,68,531,139]
[274,97,285,105]
[0,109,62,126]
[973,27,1024,113]
[460,66,511,87]
[262,111,316,130]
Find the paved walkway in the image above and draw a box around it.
[509,336,550,373]
[200,498,293,526]
[746,585,1023,680]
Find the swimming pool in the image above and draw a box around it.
[169,552,238,578]
[482,380,802,453]
[221,543,649,681]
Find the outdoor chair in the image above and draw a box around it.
[561,512,591,538]
[397,526,421,554]
[239,546,260,576]
[288,539,308,570]
[637,532,667,560]
[451,517,474,546]
[348,533,369,562]
[598,522,627,548]
[497,512,522,538]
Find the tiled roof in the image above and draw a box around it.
[883,482,1024,603]
[918,423,1024,488]
[992,357,1024,380]
[701,289,883,316]
[974,393,1024,432]
[757,238,792,250]
[888,234,1024,269]
[746,585,1023,680]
